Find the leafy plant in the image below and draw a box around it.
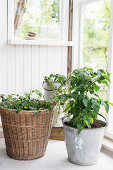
[44,74,68,122]
[44,74,68,94]
[57,67,113,134]
[0,90,54,116]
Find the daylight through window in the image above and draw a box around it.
[14,0,62,40]
[81,0,110,117]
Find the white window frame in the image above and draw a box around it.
[8,0,72,46]
[73,0,113,140]
[105,0,113,139]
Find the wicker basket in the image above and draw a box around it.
[0,106,54,160]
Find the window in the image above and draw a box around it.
[73,0,113,139]
[8,0,70,45]
[106,0,113,139]
[80,0,110,118]
[82,0,110,70]
[14,0,61,39]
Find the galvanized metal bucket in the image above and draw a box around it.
[62,114,107,166]
[43,81,63,127]
[42,81,58,100]
[52,107,64,127]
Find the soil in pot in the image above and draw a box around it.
[65,119,106,129]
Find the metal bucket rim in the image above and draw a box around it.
[63,119,107,131]
[42,81,60,91]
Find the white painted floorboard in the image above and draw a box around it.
[0,139,113,170]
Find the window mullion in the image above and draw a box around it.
[61,0,69,41]
[105,0,113,139]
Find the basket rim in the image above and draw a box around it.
[0,106,54,115]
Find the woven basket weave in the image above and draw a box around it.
[0,106,54,160]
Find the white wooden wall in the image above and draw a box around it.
[0,0,68,95]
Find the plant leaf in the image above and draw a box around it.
[77,123,85,134]
[33,111,37,117]
[104,101,109,113]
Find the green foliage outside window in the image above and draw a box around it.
[83,0,110,69]
[15,0,60,38]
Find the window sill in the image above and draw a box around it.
[8,38,73,47]
[102,137,113,154]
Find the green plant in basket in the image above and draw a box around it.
[58,67,113,134]
[0,89,54,116]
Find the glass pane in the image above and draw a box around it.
[82,0,110,116]
[14,0,61,39]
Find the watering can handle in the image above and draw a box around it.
[62,113,108,125]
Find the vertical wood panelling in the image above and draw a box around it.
[0,0,7,125]
[47,46,55,76]
[31,46,40,90]
[61,47,68,75]
[54,47,62,74]
[0,0,7,94]
[7,45,16,93]
[39,46,47,92]
[23,45,32,92]
[15,45,24,95]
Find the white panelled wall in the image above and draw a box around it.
[0,0,68,95]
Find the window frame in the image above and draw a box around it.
[105,0,113,139]
[8,0,72,46]
[72,0,113,140]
